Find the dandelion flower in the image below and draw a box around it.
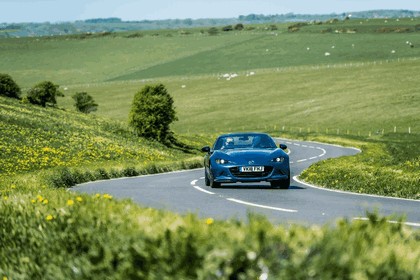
[103,194,113,200]
[67,199,74,206]
[206,218,214,225]
[42,199,49,205]
[76,196,83,202]
[46,215,54,221]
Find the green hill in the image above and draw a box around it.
[0,96,202,179]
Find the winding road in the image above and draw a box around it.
[73,139,420,227]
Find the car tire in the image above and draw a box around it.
[204,169,210,186]
[210,177,221,188]
[271,171,290,189]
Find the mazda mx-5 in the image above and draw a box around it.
[201,132,290,188]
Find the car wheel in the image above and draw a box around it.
[204,168,210,186]
[271,172,290,189]
[210,179,221,188]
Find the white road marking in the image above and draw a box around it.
[227,198,298,213]
[193,186,215,195]
[353,217,420,228]
[190,180,297,212]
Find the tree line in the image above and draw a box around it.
[1,73,177,144]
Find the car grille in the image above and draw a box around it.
[229,166,273,178]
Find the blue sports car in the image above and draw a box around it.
[201,132,290,188]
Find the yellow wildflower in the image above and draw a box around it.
[67,199,74,206]
[37,195,44,202]
[10,184,16,189]
[103,194,113,200]
[76,196,83,202]
[95,193,101,198]
[31,199,36,203]
[42,199,49,205]
[46,215,54,221]
[206,218,214,225]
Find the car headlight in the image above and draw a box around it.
[273,157,285,163]
[215,159,229,164]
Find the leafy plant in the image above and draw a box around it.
[0,73,21,99]
[72,92,98,114]
[129,84,177,143]
[27,81,63,107]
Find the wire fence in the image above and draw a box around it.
[275,125,417,136]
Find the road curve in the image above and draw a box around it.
[72,139,420,227]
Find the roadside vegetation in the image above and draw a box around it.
[1,18,419,278]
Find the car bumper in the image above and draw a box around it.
[211,165,289,183]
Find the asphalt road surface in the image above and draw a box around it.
[73,139,420,227]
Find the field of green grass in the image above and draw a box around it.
[1,18,420,278]
[1,18,419,134]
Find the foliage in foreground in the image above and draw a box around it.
[0,186,418,280]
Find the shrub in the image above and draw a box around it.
[0,73,21,99]
[234,23,244,30]
[27,81,63,107]
[128,84,177,143]
[208,27,219,35]
[222,25,233,31]
[72,92,98,114]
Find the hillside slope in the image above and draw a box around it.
[0,96,200,177]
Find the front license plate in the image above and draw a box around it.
[240,166,264,172]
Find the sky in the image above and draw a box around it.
[1,0,419,23]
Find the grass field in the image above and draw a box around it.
[1,18,419,135]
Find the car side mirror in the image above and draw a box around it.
[201,146,211,153]
[279,144,287,150]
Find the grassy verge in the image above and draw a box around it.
[271,131,420,200]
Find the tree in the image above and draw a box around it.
[129,84,177,143]
[27,81,63,107]
[0,73,21,99]
[72,92,98,114]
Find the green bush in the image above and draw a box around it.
[129,84,177,143]
[0,73,21,99]
[27,81,63,107]
[72,92,98,114]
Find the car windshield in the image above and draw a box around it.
[213,134,277,150]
